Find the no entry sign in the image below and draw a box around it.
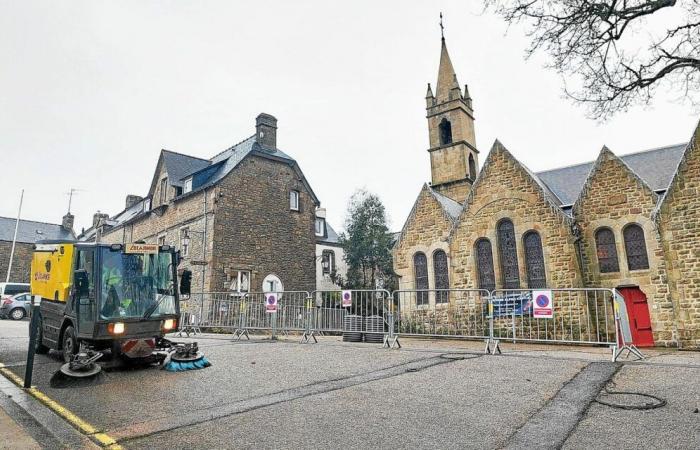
[532,290,553,318]
[341,290,352,308]
[266,294,278,313]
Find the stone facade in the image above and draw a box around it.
[0,241,33,283]
[657,122,700,348]
[394,35,700,349]
[573,148,673,346]
[88,113,319,295]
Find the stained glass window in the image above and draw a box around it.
[497,220,521,289]
[524,231,546,288]
[623,224,649,270]
[414,252,429,306]
[595,228,619,273]
[475,238,496,291]
[433,250,449,303]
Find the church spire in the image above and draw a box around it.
[435,25,459,102]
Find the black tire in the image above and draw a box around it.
[61,325,78,363]
[9,308,25,321]
[34,317,49,354]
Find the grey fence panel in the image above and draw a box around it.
[393,289,491,339]
[489,288,617,345]
[311,290,392,337]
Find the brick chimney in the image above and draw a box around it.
[255,113,277,149]
[125,194,143,209]
[62,213,74,232]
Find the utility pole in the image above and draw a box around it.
[5,189,24,283]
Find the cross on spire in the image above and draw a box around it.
[439,12,444,40]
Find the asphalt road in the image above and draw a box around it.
[0,319,698,449]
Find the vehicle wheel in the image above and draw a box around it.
[62,325,78,363]
[9,308,25,321]
[34,318,49,354]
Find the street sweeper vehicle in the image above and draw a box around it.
[30,240,210,377]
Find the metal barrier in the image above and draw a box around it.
[178,287,642,361]
[489,288,617,346]
[393,289,491,342]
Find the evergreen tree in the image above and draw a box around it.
[335,189,396,291]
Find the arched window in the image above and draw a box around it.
[433,250,449,303]
[469,154,477,180]
[523,231,546,288]
[623,224,649,270]
[439,118,452,145]
[413,252,429,306]
[497,219,520,289]
[595,228,619,273]
[475,238,496,291]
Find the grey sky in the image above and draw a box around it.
[1,1,697,234]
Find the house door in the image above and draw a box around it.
[617,287,654,347]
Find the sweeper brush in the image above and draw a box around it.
[162,342,212,372]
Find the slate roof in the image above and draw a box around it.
[317,222,341,245]
[536,143,686,206]
[429,188,462,220]
[0,217,74,244]
[161,150,210,188]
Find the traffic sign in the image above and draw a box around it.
[265,294,278,313]
[341,290,352,308]
[532,290,553,318]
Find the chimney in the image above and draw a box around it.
[125,194,143,209]
[93,211,109,228]
[62,213,74,232]
[255,113,277,149]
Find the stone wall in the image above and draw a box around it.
[449,142,581,291]
[393,184,454,300]
[573,148,673,346]
[657,121,700,349]
[0,241,34,283]
[211,154,317,293]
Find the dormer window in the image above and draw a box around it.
[315,218,325,236]
[184,177,193,194]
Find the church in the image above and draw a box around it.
[392,34,700,350]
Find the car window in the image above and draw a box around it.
[6,285,29,295]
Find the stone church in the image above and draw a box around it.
[393,36,700,349]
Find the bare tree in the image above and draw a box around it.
[486,0,700,119]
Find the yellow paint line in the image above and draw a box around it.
[0,364,122,448]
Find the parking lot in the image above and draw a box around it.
[1,319,699,449]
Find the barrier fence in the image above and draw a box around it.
[177,287,642,361]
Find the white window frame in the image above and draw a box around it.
[180,227,190,257]
[184,177,193,194]
[290,190,300,211]
[229,270,250,294]
[315,218,325,236]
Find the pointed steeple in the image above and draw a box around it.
[435,38,459,102]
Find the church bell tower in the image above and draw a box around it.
[425,19,478,203]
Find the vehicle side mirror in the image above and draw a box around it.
[75,269,90,299]
[180,269,192,296]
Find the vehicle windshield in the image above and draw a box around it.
[99,248,177,320]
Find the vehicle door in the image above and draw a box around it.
[73,248,97,338]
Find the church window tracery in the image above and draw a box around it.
[433,250,449,303]
[497,219,520,289]
[475,239,496,291]
[623,224,649,270]
[414,252,429,306]
[595,228,619,273]
[523,231,546,288]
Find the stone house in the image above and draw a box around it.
[0,214,75,283]
[394,35,700,349]
[80,113,319,294]
[314,208,347,291]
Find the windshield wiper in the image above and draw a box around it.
[143,293,167,319]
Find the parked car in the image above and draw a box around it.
[0,292,31,320]
[0,282,30,299]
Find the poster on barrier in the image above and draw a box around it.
[532,290,553,318]
[265,294,278,313]
[341,290,352,308]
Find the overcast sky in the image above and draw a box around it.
[1,1,697,235]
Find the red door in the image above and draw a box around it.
[618,287,655,347]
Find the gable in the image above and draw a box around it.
[394,184,454,252]
[573,147,658,218]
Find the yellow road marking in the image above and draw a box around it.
[0,365,123,449]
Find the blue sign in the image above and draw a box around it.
[490,292,533,317]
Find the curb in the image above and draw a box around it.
[0,363,122,449]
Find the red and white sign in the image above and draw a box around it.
[341,290,352,308]
[532,290,553,318]
[265,294,278,313]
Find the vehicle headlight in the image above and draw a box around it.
[108,322,125,335]
[162,319,176,331]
